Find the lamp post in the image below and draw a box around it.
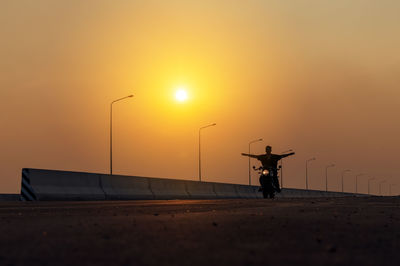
[325,164,335,192]
[110,94,134,175]
[379,180,386,196]
[355,174,365,194]
[305,157,316,190]
[368,177,374,195]
[248,138,263,185]
[198,123,216,182]
[280,149,293,188]
[389,184,396,196]
[341,169,351,193]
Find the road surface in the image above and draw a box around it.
[0,197,399,266]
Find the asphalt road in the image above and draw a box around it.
[0,197,399,266]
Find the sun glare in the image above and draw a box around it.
[175,89,188,102]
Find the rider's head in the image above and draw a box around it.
[265,145,272,154]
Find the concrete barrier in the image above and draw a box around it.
[149,178,190,199]
[277,188,361,198]
[213,183,239,198]
[20,168,366,201]
[185,180,217,199]
[21,168,37,201]
[100,174,154,200]
[279,188,317,198]
[21,168,105,201]
[235,184,258,199]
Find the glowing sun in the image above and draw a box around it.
[175,89,188,102]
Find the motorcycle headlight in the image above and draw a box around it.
[262,169,269,175]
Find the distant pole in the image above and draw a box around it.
[198,123,216,182]
[280,149,293,188]
[341,169,351,193]
[355,174,365,194]
[368,178,374,195]
[248,138,263,185]
[389,184,396,196]
[305,157,316,190]
[110,95,134,175]
[379,180,386,196]
[325,164,335,192]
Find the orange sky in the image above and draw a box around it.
[1,0,400,194]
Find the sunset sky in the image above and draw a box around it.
[1,0,399,194]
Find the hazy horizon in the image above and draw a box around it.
[1,0,399,194]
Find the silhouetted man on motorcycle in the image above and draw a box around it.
[241,145,295,193]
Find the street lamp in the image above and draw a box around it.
[341,169,351,193]
[368,177,375,195]
[198,123,216,182]
[110,94,134,175]
[280,149,293,189]
[305,157,316,190]
[248,138,263,185]
[379,180,386,196]
[325,164,335,192]
[355,173,365,194]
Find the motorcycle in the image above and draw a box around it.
[253,165,281,198]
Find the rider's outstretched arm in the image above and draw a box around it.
[280,152,295,159]
[241,153,259,159]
